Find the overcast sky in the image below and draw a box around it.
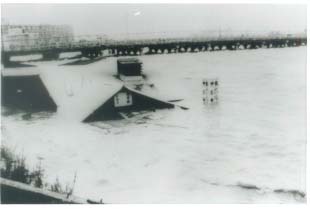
[1,4,307,38]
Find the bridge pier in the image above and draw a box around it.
[239,43,244,50]
[193,47,198,52]
[249,44,256,49]
[147,48,155,54]
[287,41,294,47]
[169,48,176,53]
[42,52,60,60]
[117,50,123,56]
[178,47,185,53]
[219,45,225,50]
[1,53,11,66]
[214,45,220,51]
[134,50,140,55]
[81,48,102,59]
[227,44,236,50]
[111,49,117,55]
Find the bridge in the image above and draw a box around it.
[1,34,307,66]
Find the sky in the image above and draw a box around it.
[1,4,307,38]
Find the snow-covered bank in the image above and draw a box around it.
[1,47,306,203]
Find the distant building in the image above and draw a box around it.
[1,24,74,51]
[202,78,219,105]
[2,27,39,51]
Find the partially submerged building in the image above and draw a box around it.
[83,58,182,122]
[117,58,144,85]
[1,69,57,112]
[83,85,175,122]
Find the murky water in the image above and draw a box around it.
[1,47,306,203]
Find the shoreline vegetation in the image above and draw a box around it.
[0,145,76,199]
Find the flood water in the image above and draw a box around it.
[1,47,307,203]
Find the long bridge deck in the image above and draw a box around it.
[2,35,307,64]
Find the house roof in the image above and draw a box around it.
[126,86,188,110]
[74,77,124,122]
[1,69,40,77]
[125,85,173,104]
[82,84,178,122]
[31,57,184,122]
[35,59,126,122]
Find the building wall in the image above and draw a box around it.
[114,91,133,107]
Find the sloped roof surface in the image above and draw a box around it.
[8,57,174,121]
[1,69,40,77]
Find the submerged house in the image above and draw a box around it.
[1,69,57,112]
[83,85,175,122]
[83,57,186,122]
